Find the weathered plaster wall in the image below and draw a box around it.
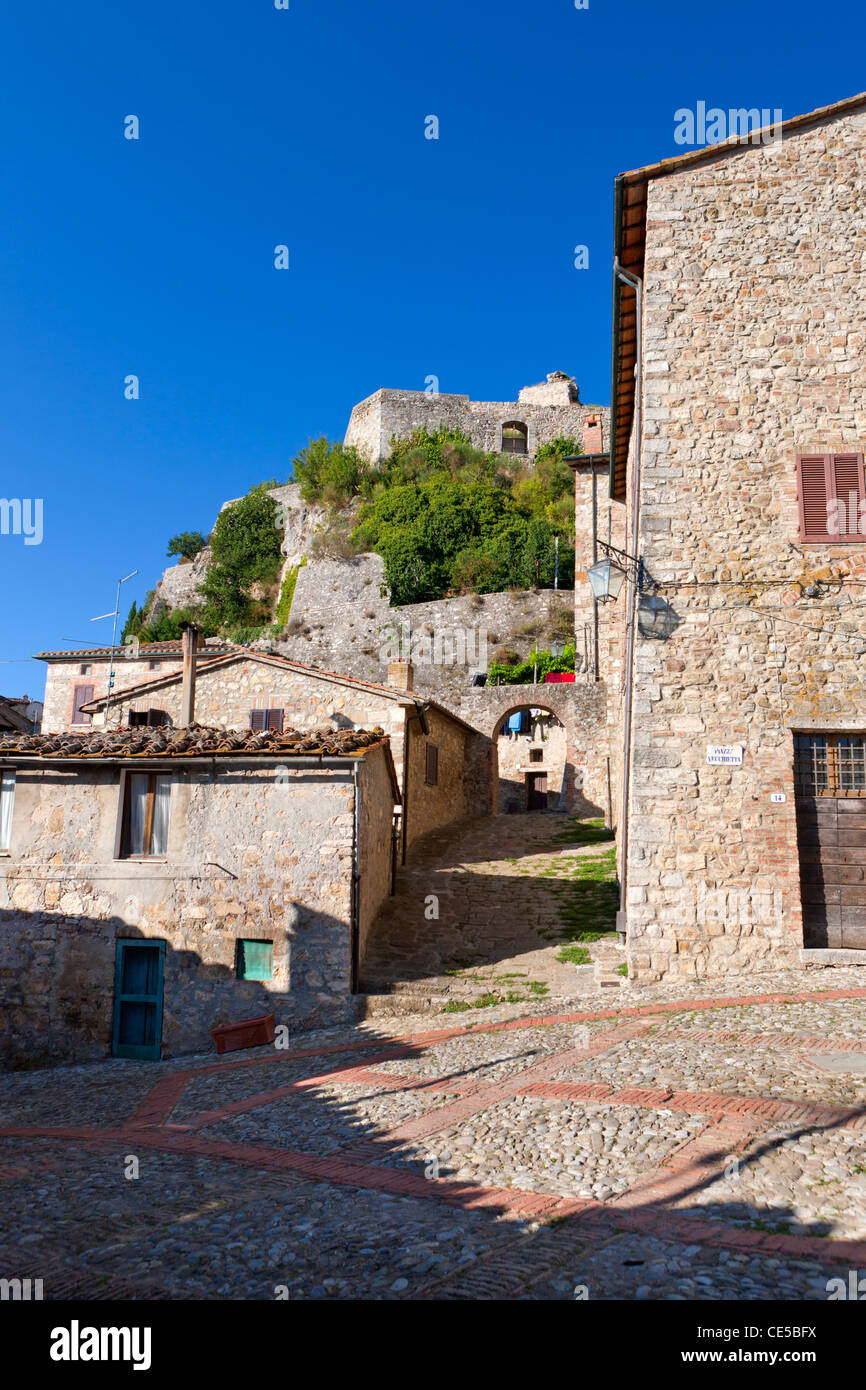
[623,109,866,983]
[0,749,394,1066]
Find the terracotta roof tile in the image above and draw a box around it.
[0,723,386,760]
[34,641,231,659]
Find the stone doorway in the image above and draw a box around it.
[495,705,564,813]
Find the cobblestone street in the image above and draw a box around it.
[1,965,865,1300]
[360,813,626,1008]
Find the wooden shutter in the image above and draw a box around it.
[832,454,865,540]
[425,743,439,786]
[266,709,284,732]
[797,455,832,540]
[797,453,865,541]
[249,709,267,731]
[71,684,94,724]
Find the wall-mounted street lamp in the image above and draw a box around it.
[586,542,648,604]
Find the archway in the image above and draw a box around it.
[493,704,567,813]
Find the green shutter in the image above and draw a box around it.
[237,939,273,981]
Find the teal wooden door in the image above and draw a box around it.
[112,939,165,1060]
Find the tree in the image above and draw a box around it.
[167,531,208,561]
[199,484,284,630]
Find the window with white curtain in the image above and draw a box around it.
[121,772,171,856]
[0,771,14,851]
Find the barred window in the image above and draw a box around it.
[795,733,866,796]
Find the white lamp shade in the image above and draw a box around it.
[587,557,627,602]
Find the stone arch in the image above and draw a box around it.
[459,683,608,818]
[493,701,566,813]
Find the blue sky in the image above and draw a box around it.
[1,0,862,698]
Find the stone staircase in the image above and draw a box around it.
[357,813,625,1017]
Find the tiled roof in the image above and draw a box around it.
[0,723,387,760]
[34,641,231,659]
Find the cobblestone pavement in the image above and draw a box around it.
[0,966,865,1300]
[359,813,626,1007]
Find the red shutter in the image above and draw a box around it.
[266,709,284,732]
[797,455,832,541]
[71,684,94,725]
[832,454,865,540]
[249,709,267,731]
[797,453,866,541]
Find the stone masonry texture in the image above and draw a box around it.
[622,108,866,984]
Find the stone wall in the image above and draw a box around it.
[456,681,610,817]
[356,744,397,972]
[622,108,866,983]
[105,656,411,781]
[276,561,576,709]
[0,747,395,1066]
[496,715,567,812]
[344,374,609,463]
[402,705,475,858]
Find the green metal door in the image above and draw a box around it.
[112,939,165,1060]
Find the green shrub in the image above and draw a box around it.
[274,559,306,627]
[198,484,284,631]
[291,437,370,507]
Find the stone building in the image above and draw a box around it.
[496,710,568,813]
[0,696,42,735]
[344,371,609,462]
[0,722,398,1066]
[36,639,233,734]
[588,91,866,983]
[78,643,480,863]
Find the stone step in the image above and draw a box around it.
[354,992,451,1018]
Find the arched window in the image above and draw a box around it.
[502,421,528,455]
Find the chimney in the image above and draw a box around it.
[583,415,603,455]
[387,659,414,693]
[180,623,200,726]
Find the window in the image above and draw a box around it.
[796,453,866,541]
[0,770,14,851]
[795,734,866,796]
[121,773,171,856]
[129,709,167,728]
[236,939,273,981]
[425,743,439,786]
[502,421,528,456]
[71,684,94,725]
[249,709,284,732]
[148,661,161,671]
[530,749,543,763]
[79,664,92,676]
